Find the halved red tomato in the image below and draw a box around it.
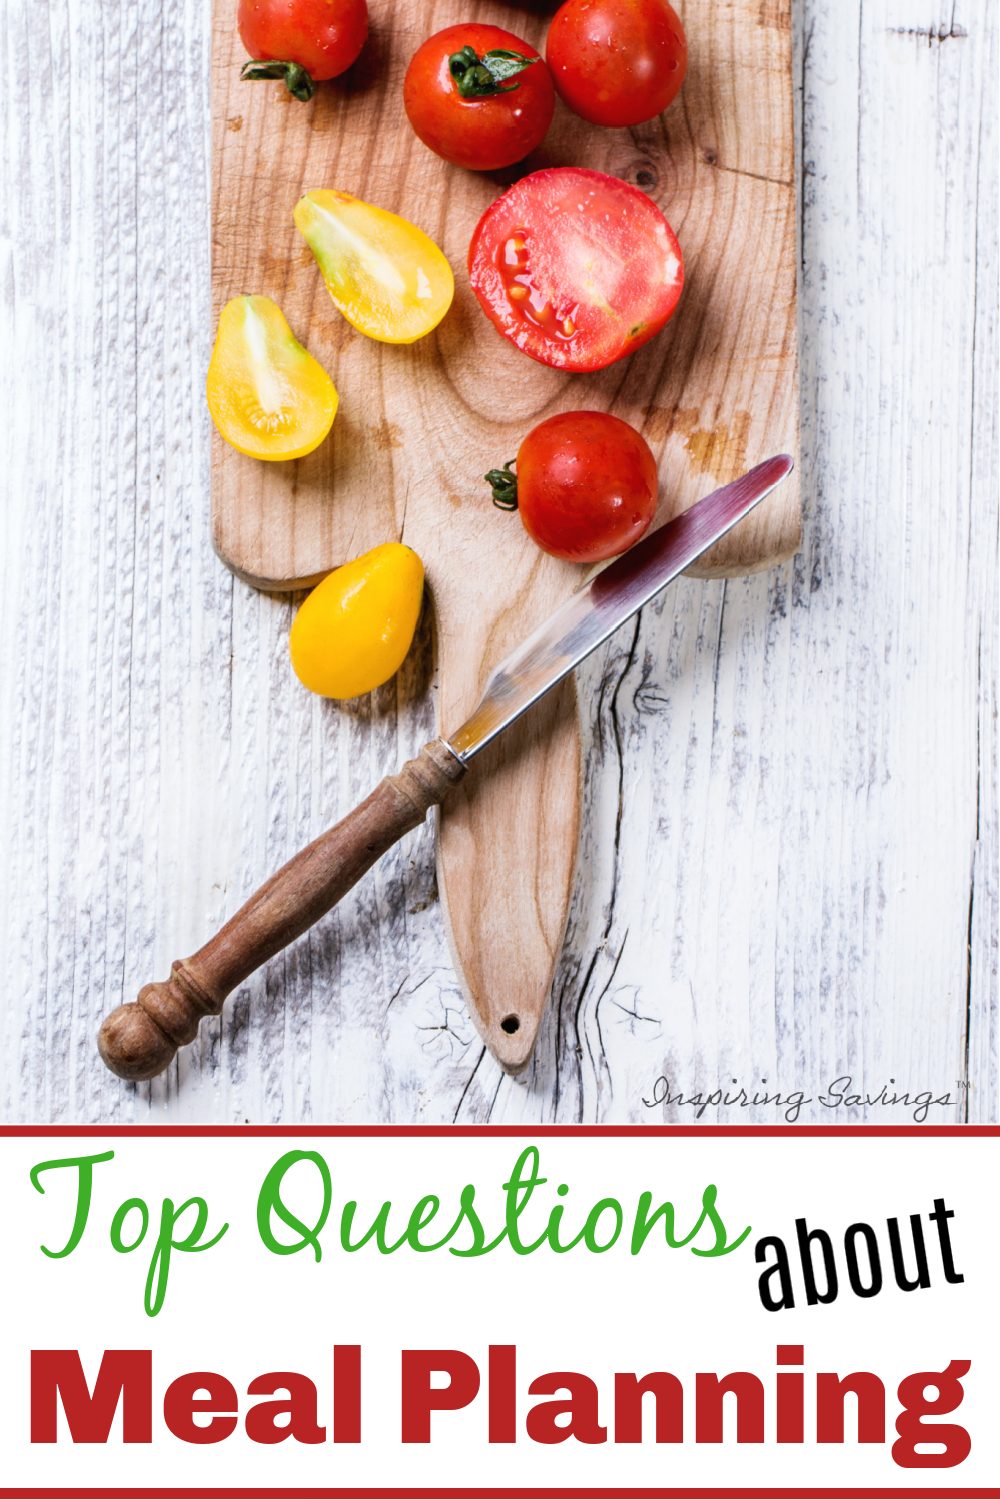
[467,167,683,372]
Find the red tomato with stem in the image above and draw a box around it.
[468,167,683,372]
[546,0,687,127]
[238,0,368,101]
[404,24,555,171]
[487,411,658,564]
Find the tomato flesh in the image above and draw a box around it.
[404,25,554,172]
[295,189,454,344]
[206,296,338,461]
[514,411,658,563]
[468,168,683,372]
[546,0,687,128]
[238,0,368,82]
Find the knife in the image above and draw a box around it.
[98,454,793,1081]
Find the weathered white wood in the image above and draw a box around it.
[0,0,996,1124]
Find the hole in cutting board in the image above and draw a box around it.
[500,1014,520,1035]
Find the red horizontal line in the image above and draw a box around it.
[0,1126,995,1138]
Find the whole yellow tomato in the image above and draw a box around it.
[289,543,424,699]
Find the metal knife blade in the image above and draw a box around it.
[446,453,794,761]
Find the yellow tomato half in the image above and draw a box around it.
[206,295,338,460]
[289,543,425,699]
[294,189,454,344]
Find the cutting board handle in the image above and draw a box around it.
[97,740,465,1081]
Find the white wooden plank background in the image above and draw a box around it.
[0,0,996,1125]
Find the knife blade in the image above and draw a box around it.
[447,453,794,761]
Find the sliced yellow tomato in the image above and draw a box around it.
[294,189,454,344]
[206,295,338,461]
[289,543,424,699]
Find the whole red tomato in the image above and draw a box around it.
[546,0,687,127]
[238,0,368,101]
[488,412,658,563]
[404,24,555,171]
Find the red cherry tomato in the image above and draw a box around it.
[468,167,683,372]
[238,0,368,100]
[546,0,687,127]
[488,412,658,564]
[403,24,555,172]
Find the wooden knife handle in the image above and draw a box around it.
[98,739,465,1082]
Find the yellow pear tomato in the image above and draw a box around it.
[294,189,454,344]
[289,543,425,699]
[206,294,338,461]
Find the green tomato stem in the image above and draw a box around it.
[240,58,316,103]
[486,461,519,511]
[448,46,538,100]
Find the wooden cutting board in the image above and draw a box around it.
[210,0,799,1072]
